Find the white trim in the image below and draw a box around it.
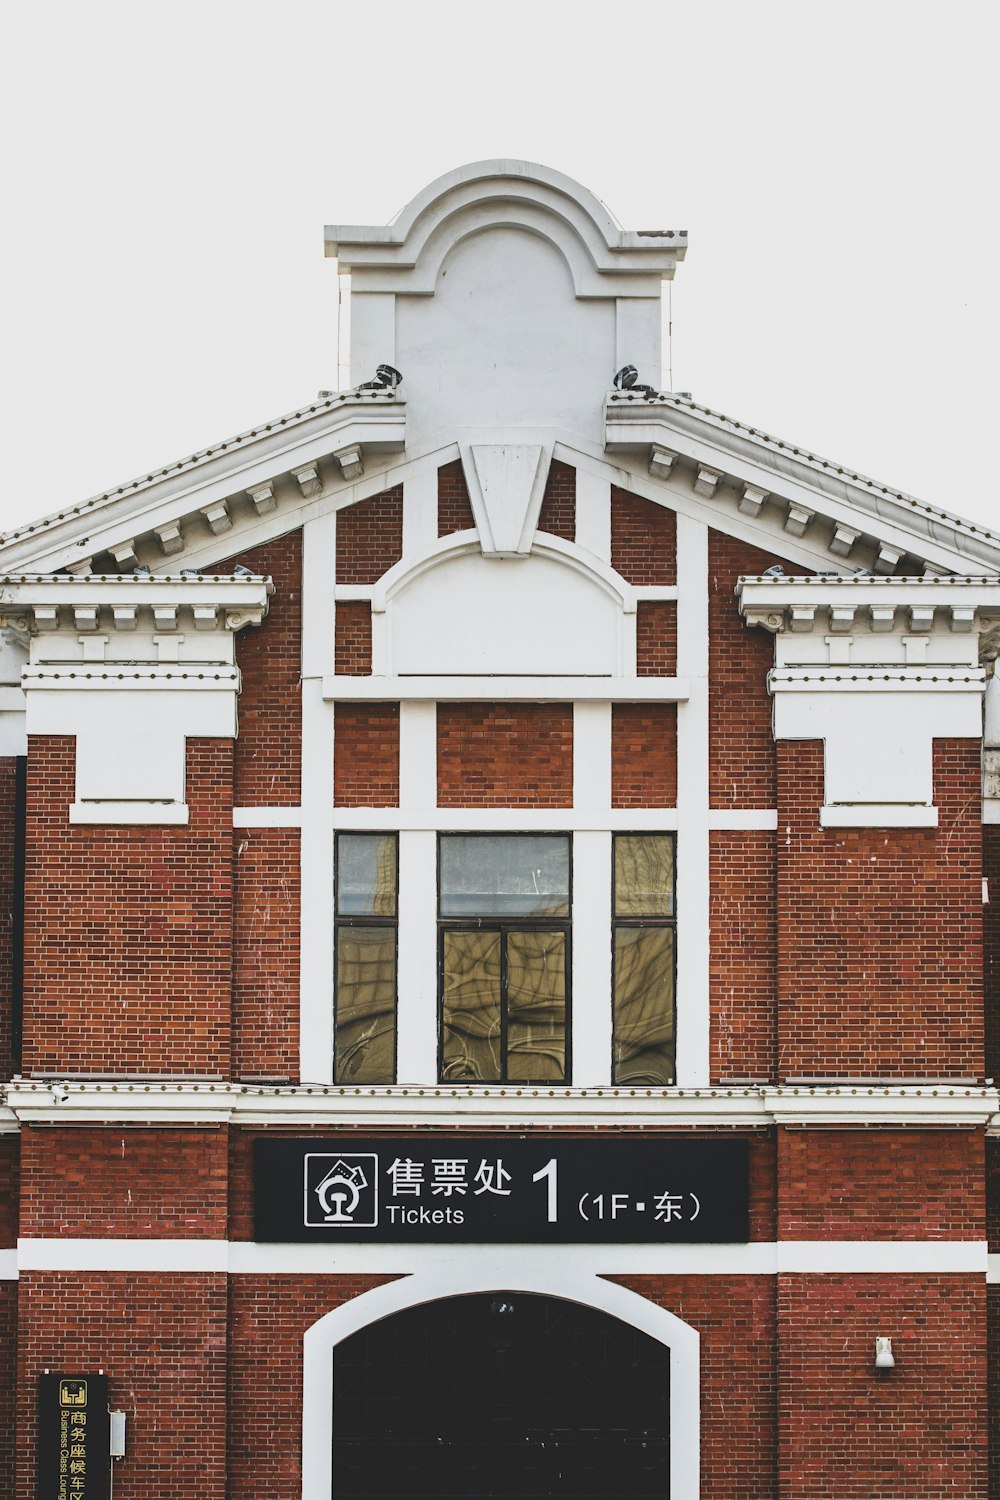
[574,471,611,562]
[9,1237,989,1278]
[820,803,939,828]
[674,514,710,1086]
[231,807,780,832]
[983,801,1000,826]
[6,1082,995,1129]
[398,702,437,809]
[571,831,613,1086]
[396,831,438,1084]
[572,702,611,809]
[301,1259,700,1500]
[68,801,189,826]
[323,676,689,702]
[400,455,439,559]
[299,511,338,1085]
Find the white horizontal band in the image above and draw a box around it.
[231,807,780,832]
[10,1238,988,1277]
[322,675,691,702]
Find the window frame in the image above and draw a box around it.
[436,832,573,1086]
[333,830,400,1085]
[611,832,677,1087]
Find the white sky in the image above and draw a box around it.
[2,0,997,540]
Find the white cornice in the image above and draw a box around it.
[606,394,1000,576]
[0,393,405,576]
[0,574,272,640]
[2,1082,996,1130]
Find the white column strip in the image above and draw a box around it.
[300,510,338,1084]
[10,1239,989,1277]
[398,703,437,809]
[574,471,611,561]
[401,456,440,559]
[674,514,710,1085]
[0,1248,17,1280]
[396,831,439,1084]
[571,831,613,1086]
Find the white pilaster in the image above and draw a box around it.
[396,830,439,1083]
[572,830,613,1085]
[674,514,710,1085]
[574,471,611,561]
[400,456,440,559]
[299,510,337,1084]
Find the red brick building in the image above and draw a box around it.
[2,161,999,1498]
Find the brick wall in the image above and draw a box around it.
[437,704,573,807]
[334,704,400,807]
[776,738,983,1080]
[610,488,676,583]
[438,459,475,536]
[0,757,16,1077]
[232,829,300,1081]
[989,1284,1000,1499]
[777,1274,986,1498]
[22,737,234,1077]
[19,1126,228,1238]
[709,530,788,809]
[337,485,404,582]
[636,600,677,676]
[985,826,1000,1084]
[611,704,677,807]
[227,530,302,806]
[0,1282,14,1500]
[710,831,776,1082]
[537,458,575,541]
[16,1272,229,1500]
[777,1128,985,1240]
[334,601,373,674]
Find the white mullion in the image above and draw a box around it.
[674,513,710,1085]
[299,511,337,1084]
[572,831,613,1085]
[396,700,440,1084]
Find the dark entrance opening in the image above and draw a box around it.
[332,1291,670,1499]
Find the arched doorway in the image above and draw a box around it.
[331,1291,670,1499]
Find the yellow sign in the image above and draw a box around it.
[59,1380,88,1408]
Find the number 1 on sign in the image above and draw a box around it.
[532,1158,558,1222]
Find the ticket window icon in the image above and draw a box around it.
[59,1381,87,1407]
[304,1154,378,1228]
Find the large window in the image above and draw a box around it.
[334,833,398,1084]
[439,834,570,1084]
[612,834,675,1086]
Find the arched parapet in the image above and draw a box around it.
[370,531,638,678]
[301,1258,700,1500]
[327,160,687,299]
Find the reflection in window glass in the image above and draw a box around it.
[612,834,675,1086]
[614,835,675,918]
[337,834,398,917]
[441,930,502,1082]
[335,926,397,1084]
[440,835,569,917]
[507,930,566,1082]
[613,927,674,1085]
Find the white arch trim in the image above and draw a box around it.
[302,1256,700,1500]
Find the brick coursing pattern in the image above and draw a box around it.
[710,830,776,1083]
[16,1272,229,1500]
[19,1126,228,1238]
[636,600,677,676]
[22,737,234,1077]
[537,458,576,541]
[776,1274,986,1497]
[227,530,302,806]
[232,829,301,1080]
[334,704,400,807]
[0,1283,14,1500]
[0,757,15,1077]
[336,485,404,583]
[437,704,573,807]
[708,530,789,809]
[0,1135,17,1247]
[334,601,373,675]
[776,738,984,1080]
[777,1128,985,1240]
[438,459,476,536]
[611,704,677,807]
[610,487,676,584]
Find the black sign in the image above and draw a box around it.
[37,1374,110,1500]
[254,1137,748,1243]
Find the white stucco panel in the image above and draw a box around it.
[385,548,628,677]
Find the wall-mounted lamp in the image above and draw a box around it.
[874,1337,895,1370]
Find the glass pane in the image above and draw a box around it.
[441,930,502,1082]
[613,926,675,1085]
[440,835,569,917]
[507,930,566,1082]
[335,926,396,1083]
[337,834,397,916]
[614,835,675,918]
